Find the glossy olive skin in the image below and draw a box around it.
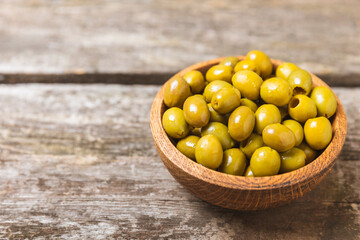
[246,50,273,78]
[240,133,264,159]
[183,70,205,94]
[304,117,332,150]
[282,119,304,146]
[207,103,227,124]
[262,123,296,152]
[276,62,299,80]
[254,104,281,134]
[163,76,191,108]
[260,77,292,106]
[288,69,313,96]
[219,148,247,175]
[228,106,256,142]
[288,95,317,123]
[279,148,306,173]
[244,166,254,177]
[240,98,258,113]
[310,86,337,118]
[234,60,260,75]
[195,135,223,169]
[183,95,210,128]
[162,107,189,139]
[201,122,235,150]
[211,87,241,114]
[203,80,233,102]
[250,146,281,176]
[232,70,263,100]
[219,56,239,68]
[205,65,233,83]
[176,135,200,160]
[298,141,318,164]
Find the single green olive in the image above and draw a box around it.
[228,106,255,141]
[219,56,240,68]
[201,122,235,150]
[219,148,247,175]
[260,77,292,106]
[183,95,210,128]
[262,123,296,152]
[162,107,189,139]
[288,95,317,123]
[240,133,264,159]
[279,148,306,173]
[176,135,200,160]
[304,117,332,150]
[240,98,258,113]
[207,103,227,124]
[234,60,260,75]
[195,135,223,169]
[275,62,300,80]
[244,166,254,177]
[250,146,281,176]
[211,87,241,114]
[254,104,281,134]
[288,69,313,96]
[246,50,273,78]
[205,65,233,83]
[232,70,263,100]
[298,141,318,164]
[163,76,191,108]
[310,86,337,118]
[203,80,233,102]
[183,70,205,94]
[282,119,304,146]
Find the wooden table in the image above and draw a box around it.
[0,1,359,239]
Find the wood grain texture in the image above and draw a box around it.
[0,0,359,86]
[0,84,358,238]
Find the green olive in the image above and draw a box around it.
[240,133,264,159]
[205,65,233,83]
[208,103,227,124]
[282,119,304,146]
[163,76,191,108]
[183,70,205,94]
[254,104,281,134]
[234,60,260,75]
[228,106,255,141]
[279,148,306,173]
[201,122,235,150]
[219,56,239,68]
[246,50,273,78]
[304,117,332,150]
[310,86,337,118]
[240,98,258,113]
[250,146,280,176]
[183,95,210,128]
[162,107,189,139]
[211,87,241,114]
[288,95,317,123]
[176,135,200,160]
[244,166,254,177]
[203,80,233,102]
[298,141,318,164]
[232,70,263,100]
[219,148,247,175]
[288,69,313,96]
[262,123,296,152]
[275,62,300,80]
[195,135,223,169]
[260,77,292,106]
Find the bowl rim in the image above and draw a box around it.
[150,56,347,191]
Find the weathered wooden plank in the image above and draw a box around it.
[0,0,359,86]
[0,85,358,239]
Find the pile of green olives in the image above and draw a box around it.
[162,50,337,177]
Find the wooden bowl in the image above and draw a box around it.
[150,56,347,211]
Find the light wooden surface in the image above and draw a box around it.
[0,0,359,86]
[0,84,358,239]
